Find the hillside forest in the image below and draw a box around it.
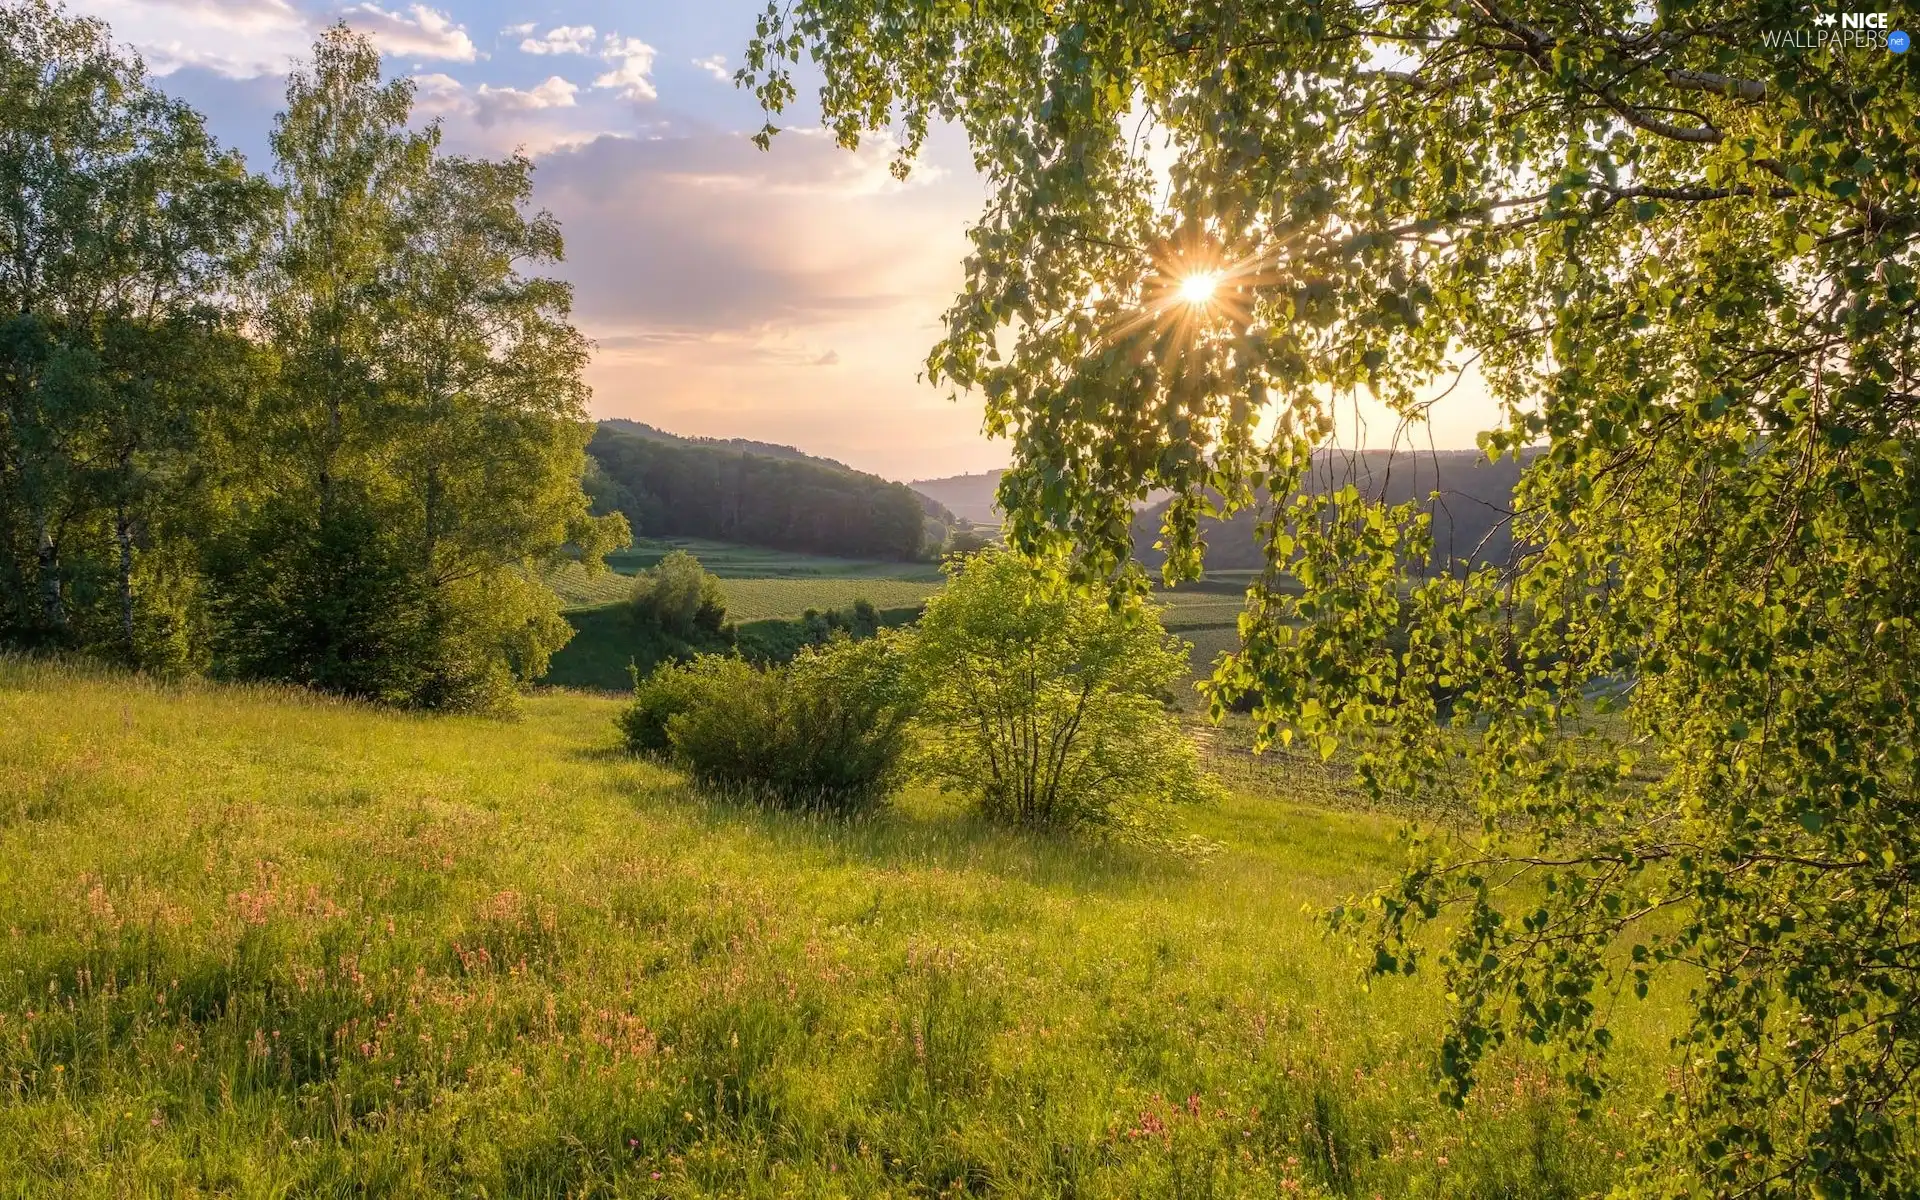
[586,422,938,562]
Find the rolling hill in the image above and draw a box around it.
[587,423,947,562]
[1133,449,1526,573]
[907,470,1005,524]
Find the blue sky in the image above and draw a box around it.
[71,0,1000,481]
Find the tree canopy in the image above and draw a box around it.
[749,2,1920,1192]
[0,0,267,660]
[0,6,625,710]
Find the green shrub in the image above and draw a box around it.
[616,659,709,756]
[207,492,570,713]
[631,550,727,638]
[624,636,917,811]
[733,596,918,665]
[906,549,1215,834]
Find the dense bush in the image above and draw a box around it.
[908,550,1214,834]
[616,659,709,757]
[621,636,916,810]
[631,550,728,638]
[619,550,736,675]
[207,493,571,712]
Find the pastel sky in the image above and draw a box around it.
[71,0,1496,482]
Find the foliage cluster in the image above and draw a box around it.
[624,636,917,811]
[588,423,932,563]
[0,3,624,710]
[749,1,1920,1190]
[912,550,1217,833]
[624,550,1213,836]
[734,596,923,664]
[630,550,729,641]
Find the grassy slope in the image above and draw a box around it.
[0,660,1657,1197]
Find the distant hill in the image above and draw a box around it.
[588,422,940,562]
[1133,450,1526,573]
[910,471,1005,525]
[597,419,859,472]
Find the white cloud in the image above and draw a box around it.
[476,75,578,120]
[519,24,596,55]
[594,35,657,102]
[693,54,729,82]
[407,72,599,150]
[71,0,312,78]
[338,4,477,62]
[501,21,534,36]
[410,70,467,113]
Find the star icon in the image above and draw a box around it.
[1814,11,1837,25]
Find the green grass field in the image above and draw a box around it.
[539,554,1252,697]
[536,543,943,617]
[0,659,1665,1197]
[608,540,944,582]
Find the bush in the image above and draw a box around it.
[906,549,1215,834]
[207,493,570,713]
[620,636,916,810]
[631,550,727,638]
[733,596,913,665]
[617,659,711,756]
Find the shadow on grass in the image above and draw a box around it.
[598,749,1189,894]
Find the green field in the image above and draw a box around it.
[538,541,945,691]
[0,659,1665,1196]
[719,578,940,622]
[607,540,944,582]
[538,548,1256,696]
[537,542,943,618]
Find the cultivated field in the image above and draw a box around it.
[0,659,1666,1197]
[539,541,1261,697]
[608,540,945,582]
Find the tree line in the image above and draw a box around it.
[0,3,625,711]
[587,423,933,562]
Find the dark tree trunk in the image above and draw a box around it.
[35,511,64,634]
[116,488,136,656]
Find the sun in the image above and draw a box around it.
[1176,270,1221,305]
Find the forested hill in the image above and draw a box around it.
[908,471,1005,524]
[598,419,858,473]
[587,423,938,561]
[1133,450,1527,572]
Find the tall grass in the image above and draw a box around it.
[0,659,1667,1196]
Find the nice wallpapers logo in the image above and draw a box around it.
[1762,11,1911,52]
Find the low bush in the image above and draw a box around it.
[630,550,728,638]
[619,635,916,810]
[907,549,1215,836]
[617,550,737,677]
[616,660,711,756]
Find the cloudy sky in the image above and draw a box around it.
[67,0,997,481]
[74,0,1495,482]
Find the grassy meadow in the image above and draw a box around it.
[537,539,947,691]
[540,538,1262,698]
[0,658,1666,1197]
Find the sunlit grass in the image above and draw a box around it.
[0,658,1668,1196]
